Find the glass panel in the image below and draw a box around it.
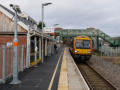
[76,40,90,49]
[76,40,83,49]
[84,40,90,49]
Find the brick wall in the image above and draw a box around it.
[0,35,27,46]
[0,35,27,80]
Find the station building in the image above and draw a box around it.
[0,4,53,80]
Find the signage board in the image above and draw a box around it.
[43,27,54,33]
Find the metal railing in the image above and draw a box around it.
[100,45,120,57]
[0,45,26,84]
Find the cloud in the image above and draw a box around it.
[1,0,120,36]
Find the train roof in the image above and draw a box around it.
[74,36,91,40]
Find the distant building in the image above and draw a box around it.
[112,36,120,40]
[86,27,95,30]
[55,27,63,31]
[50,27,63,36]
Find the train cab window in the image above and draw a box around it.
[76,40,84,49]
[76,40,90,49]
[83,40,90,49]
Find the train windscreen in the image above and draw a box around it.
[76,40,90,49]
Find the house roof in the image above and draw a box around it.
[0,4,37,29]
[0,4,52,38]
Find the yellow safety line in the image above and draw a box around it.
[48,54,62,90]
[30,58,41,67]
[58,48,68,90]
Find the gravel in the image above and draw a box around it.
[87,55,120,90]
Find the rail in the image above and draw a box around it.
[76,63,116,90]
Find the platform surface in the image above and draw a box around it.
[0,47,90,90]
[0,47,64,90]
[58,48,90,90]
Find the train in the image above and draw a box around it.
[70,36,93,61]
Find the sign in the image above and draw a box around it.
[43,27,54,33]
[50,33,59,36]
[7,42,13,47]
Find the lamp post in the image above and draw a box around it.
[9,4,21,84]
[41,2,52,63]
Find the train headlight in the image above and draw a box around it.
[75,50,78,53]
[88,51,91,53]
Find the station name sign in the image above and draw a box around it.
[43,27,55,33]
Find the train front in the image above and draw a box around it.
[72,36,92,61]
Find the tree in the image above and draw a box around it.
[37,21,46,29]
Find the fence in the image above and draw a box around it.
[100,45,120,57]
[0,45,26,83]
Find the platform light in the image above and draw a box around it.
[43,3,52,6]
[41,2,52,63]
[10,4,21,14]
[10,4,21,84]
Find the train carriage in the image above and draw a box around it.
[71,36,93,61]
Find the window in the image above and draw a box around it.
[76,40,83,49]
[83,40,90,49]
[76,40,90,49]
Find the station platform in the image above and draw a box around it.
[0,47,89,90]
[58,47,89,90]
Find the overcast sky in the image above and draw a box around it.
[1,0,120,37]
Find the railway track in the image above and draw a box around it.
[76,63,116,90]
